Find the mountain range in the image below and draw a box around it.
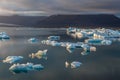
[0,14,120,28]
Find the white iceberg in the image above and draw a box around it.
[3,56,23,64]
[9,63,44,74]
[29,49,48,60]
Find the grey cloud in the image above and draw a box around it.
[0,0,120,16]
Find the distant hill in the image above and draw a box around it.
[37,14,120,28]
[0,15,46,27]
[0,14,120,28]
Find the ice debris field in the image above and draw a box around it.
[0,27,120,74]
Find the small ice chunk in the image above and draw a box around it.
[65,61,69,68]
[101,40,112,45]
[81,51,90,55]
[0,32,10,40]
[81,46,91,55]
[29,50,47,60]
[48,36,60,41]
[71,61,82,68]
[66,44,75,53]
[9,63,44,74]
[28,38,38,43]
[50,41,61,46]
[85,39,102,45]
[32,64,44,71]
[3,56,23,64]
[90,46,96,51]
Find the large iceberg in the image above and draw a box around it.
[3,56,23,64]
[66,27,120,41]
[29,49,48,60]
[9,63,44,74]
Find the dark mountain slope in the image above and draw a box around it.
[0,15,46,27]
[37,14,120,28]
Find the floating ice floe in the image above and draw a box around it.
[29,49,48,60]
[50,41,61,46]
[41,40,61,46]
[3,56,23,64]
[65,42,83,53]
[28,38,38,43]
[71,61,82,68]
[67,27,120,41]
[41,39,96,54]
[85,39,112,45]
[9,63,44,74]
[48,36,60,41]
[65,61,82,68]
[0,32,10,40]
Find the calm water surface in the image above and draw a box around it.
[0,27,120,80]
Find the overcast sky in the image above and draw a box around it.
[0,0,120,16]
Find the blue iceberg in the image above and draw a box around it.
[3,56,23,64]
[28,38,38,43]
[0,32,10,40]
[9,63,44,74]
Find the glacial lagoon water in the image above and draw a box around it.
[0,27,120,80]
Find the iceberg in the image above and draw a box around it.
[65,61,82,68]
[3,56,23,64]
[9,63,44,74]
[66,27,120,41]
[66,44,76,53]
[48,36,60,41]
[28,38,38,43]
[0,32,10,40]
[29,49,47,60]
[71,61,82,68]
[101,40,112,45]
[66,27,77,34]
[81,45,96,55]
[65,61,69,68]
[66,42,83,53]
[85,39,112,45]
